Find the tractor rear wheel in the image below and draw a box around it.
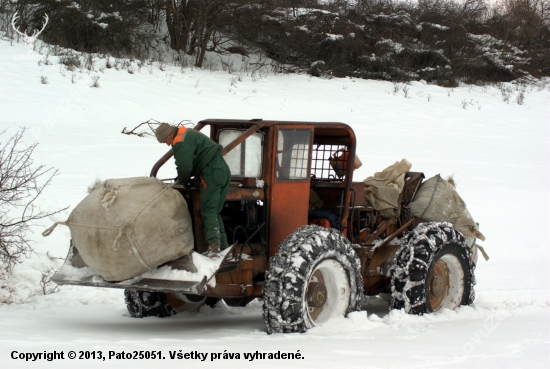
[263,225,363,333]
[390,222,476,314]
[124,290,175,318]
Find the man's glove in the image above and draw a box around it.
[172,175,196,189]
[183,176,197,189]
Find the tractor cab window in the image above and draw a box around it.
[311,144,350,181]
[275,129,312,181]
[219,130,263,178]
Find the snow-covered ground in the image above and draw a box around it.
[1,40,549,368]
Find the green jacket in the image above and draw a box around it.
[172,128,223,184]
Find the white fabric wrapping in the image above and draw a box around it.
[60,177,193,281]
[363,159,412,217]
[408,175,486,263]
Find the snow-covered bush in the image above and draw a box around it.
[1,0,547,83]
[227,0,549,84]
[4,0,160,59]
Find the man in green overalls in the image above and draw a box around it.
[155,123,230,257]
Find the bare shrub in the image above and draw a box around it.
[393,82,401,94]
[0,129,66,272]
[202,56,218,71]
[85,54,94,71]
[43,55,52,66]
[462,99,474,108]
[516,89,525,104]
[40,267,59,295]
[498,83,512,103]
[90,76,100,88]
[402,85,410,98]
[59,53,81,71]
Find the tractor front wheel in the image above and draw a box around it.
[263,225,363,333]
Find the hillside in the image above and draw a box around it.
[0,39,549,368]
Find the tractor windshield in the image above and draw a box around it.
[219,129,263,178]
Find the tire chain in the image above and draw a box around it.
[389,221,476,314]
[124,290,175,318]
[263,225,363,333]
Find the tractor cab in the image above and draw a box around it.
[150,119,363,257]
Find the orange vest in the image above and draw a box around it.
[172,126,188,145]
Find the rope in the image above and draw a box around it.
[42,221,123,236]
[109,187,169,268]
[42,221,67,237]
[126,226,151,269]
[475,244,490,261]
[40,186,170,270]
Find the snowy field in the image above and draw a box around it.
[1,40,549,368]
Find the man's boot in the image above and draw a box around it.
[204,242,221,258]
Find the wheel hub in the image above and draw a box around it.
[307,282,327,308]
[428,254,465,312]
[431,274,445,297]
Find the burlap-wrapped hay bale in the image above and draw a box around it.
[408,175,485,261]
[363,159,412,217]
[44,177,194,281]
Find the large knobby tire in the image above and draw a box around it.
[263,225,363,333]
[390,222,476,315]
[124,290,176,318]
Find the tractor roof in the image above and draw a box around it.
[197,119,356,139]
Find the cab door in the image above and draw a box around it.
[269,126,313,256]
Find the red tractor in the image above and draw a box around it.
[53,119,476,333]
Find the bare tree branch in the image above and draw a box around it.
[121,119,194,138]
[0,128,67,272]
